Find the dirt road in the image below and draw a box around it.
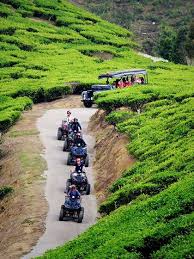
[23,108,97,258]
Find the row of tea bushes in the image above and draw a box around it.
[0,96,32,131]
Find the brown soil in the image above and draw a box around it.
[89,110,135,203]
[92,52,114,61]
[0,95,81,259]
[29,17,55,25]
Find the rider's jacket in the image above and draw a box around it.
[75,164,84,173]
[74,138,86,147]
[66,115,72,123]
[71,122,82,132]
[68,190,80,199]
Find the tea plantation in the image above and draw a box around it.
[0,0,136,130]
[39,68,194,258]
[39,70,194,258]
[0,0,194,258]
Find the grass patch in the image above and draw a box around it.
[19,151,46,175]
[9,129,39,137]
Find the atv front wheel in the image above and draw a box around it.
[67,153,72,165]
[66,179,71,193]
[85,155,89,167]
[63,139,68,151]
[83,101,92,108]
[86,183,90,195]
[59,208,64,221]
[78,207,84,223]
[57,128,62,140]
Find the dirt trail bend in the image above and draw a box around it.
[24,108,97,258]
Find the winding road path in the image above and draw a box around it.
[24,108,97,258]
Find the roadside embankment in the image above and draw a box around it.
[0,96,81,259]
[89,110,135,203]
[0,104,47,259]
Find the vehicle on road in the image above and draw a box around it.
[63,131,75,151]
[67,144,89,167]
[66,171,90,195]
[98,69,148,84]
[63,130,84,152]
[57,120,69,140]
[81,69,148,107]
[59,196,84,223]
[81,84,115,108]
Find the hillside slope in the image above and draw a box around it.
[39,79,194,258]
[71,0,194,63]
[40,74,194,257]
[1,0,194,132]
[0,0,136,131]
[0,1,194,258]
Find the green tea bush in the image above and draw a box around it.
[0,3,15,17]
[79,30,135,47]
[39,175,194,258]
[106,110,133,124]
[97,97,194,216]
[0,96,32,131]
[0,0,140,135]
[0,0,193,257]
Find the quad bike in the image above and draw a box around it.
[63,130,83,152]
[59,196,84,223]
[57,120,69,140]
[63,133,74,152]
[67,144,89,167]
[81,84,115,108]
[66,171,90,195]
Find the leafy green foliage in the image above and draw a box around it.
[0,96,32,131]
[39,47,194,259]
[72,0,194,63]
[0,0,136,130]
[0,1,194,257]
[185,19,194,59]
[3,0,193,131]
[156,25,188,64]
[99,98,194,214]
[156,25,178,62]
[39,176,194,258]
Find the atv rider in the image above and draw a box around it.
[65,185,81,208]
[71,118,82,132]
[61,119,69,133]
[74,132,86,147]
[66,110,72,124]
[74,157,85,173]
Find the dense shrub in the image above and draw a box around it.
[0,96,32,131]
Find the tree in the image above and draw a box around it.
[156,25,188,64]
[185,20,194,59]
[156,25,177,61]
[173,26,187,64]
